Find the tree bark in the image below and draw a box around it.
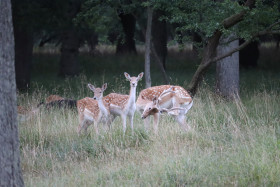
[0,0,24,186]
[216,36,239,99]
[145,7,153,88]
[13,24,33,91]
[59,29,80,77]
[116,13,137,54]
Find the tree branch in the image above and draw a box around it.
[211,24,280,63]
[187,0,257,96]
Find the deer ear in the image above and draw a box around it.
[137,72,144,81]
[152,96,158,105]
[88,83,95,91]
[102,83,107,91]
[124,72,131,81]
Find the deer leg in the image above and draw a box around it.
[121,114,127,134]
[153,113,160,134]
[78,118,89,135]
[77,123,83,135]
[175,115,191,131]
[144,116,150,131]
[172,98,181,116]
[106,115,116,130]
[77,114,85,135]
[129,114,134,134]
[83,120,92,134]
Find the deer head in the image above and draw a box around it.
[124,72,144,87]
[141,96,160,119]
[141,87,176,119]
[88,83,107,100]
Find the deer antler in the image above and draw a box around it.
[158,86,175,101]
[160,107,186,116]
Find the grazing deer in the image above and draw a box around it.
[45,95,65,103]
[136,85,193,133]
[77,83,111,135]
[37,94,77,109]
[107,72,144,134]
[18,94,76,122]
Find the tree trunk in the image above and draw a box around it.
[187,0,255,96]
[216,36,240,99]
[0,1,24,186]
[145,7,153,88]
[116,13,137,54]
[152,10,167,70]
[239,39,259,68]
[59,29,80,77]
[13,24,33,91]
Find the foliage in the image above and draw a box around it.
[151,0,280,44]
[74,0,118,43]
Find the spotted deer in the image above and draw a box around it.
[136,85,193,133]
[107,72,144,134]
[77,83,111,135]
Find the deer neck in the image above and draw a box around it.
[97,98,109,117]
[126,85,136,109]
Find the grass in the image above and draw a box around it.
[19,44,280,186]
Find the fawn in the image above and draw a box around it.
[105,72,144,134]
[77,83,111,135]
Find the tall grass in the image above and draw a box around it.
[19,45,280,186]
[19,79,280,186]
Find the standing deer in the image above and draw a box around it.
[106,72,144,134]
[77,83,111,135]
[136,85,193,133]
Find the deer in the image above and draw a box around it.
[45,95,65,103]
[77,83,111,135]
[136,85,193,134]
[106,72,144,134]
[36,94,77,110]
[17,95,74,122]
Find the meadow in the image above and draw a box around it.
[18,44,280,186]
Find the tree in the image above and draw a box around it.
[145,6,153,88]
[216,36,239,99]
[239,39,259,68]
[0,0,24,186]
[116,13,137,54]
[151,9,170,84]
[152,10,167,70]
[58,0,83,77]
[11,0,38,91]
[153,0,280,96]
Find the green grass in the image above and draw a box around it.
[19,45,280,186]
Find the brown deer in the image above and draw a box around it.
[136,85,193,133]
[77,83,111,135]
[105,72,144,134]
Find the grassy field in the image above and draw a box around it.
[19,45,280,186]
